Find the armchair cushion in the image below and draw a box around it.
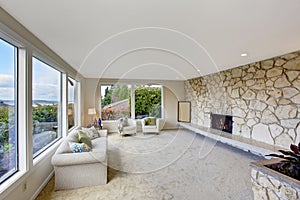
[148,117,157,125]
[142,117,160,134]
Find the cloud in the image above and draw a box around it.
[0,74,14,88]
[0,88,14,100]
[33,83,60,101]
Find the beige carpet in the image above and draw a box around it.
[36,129,262,200]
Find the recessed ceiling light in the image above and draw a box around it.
[241,53,248,57]
[197,69,201,72]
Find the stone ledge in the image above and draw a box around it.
[251,159,300,190]
[178,122,283,158]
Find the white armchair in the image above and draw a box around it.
[117,118,136,136]
[141,117,160,134]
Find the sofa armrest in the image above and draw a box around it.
[99,131,107,137]
[52,151,106,166]
[141,118,146,128]
[156,118,160,130]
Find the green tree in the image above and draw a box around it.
[32,104,58,122]
[0,106,15,153]
[135,86,161,118]
[111,85,130,102]
[102,86,112,107]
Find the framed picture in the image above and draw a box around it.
[178,101,191,123]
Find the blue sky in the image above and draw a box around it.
[0,38,15,100]
[0,38,74,102]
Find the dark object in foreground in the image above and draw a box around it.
[266,142,300,181]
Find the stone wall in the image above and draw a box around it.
[185,50,300,147]
[251,168,300,200]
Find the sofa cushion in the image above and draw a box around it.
[69,142,91,153]
[78,131,92,149]
[81,126,100,139]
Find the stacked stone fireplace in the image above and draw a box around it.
[211,113,233,133]
[185,50,300,148]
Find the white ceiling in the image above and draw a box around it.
[1,0,300,80]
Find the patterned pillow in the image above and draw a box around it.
[118,117,129,132]
[69,142,91,153]
[81,126,100,140]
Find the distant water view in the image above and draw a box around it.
[0,100,60,106]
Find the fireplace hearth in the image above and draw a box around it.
[211,113,233,133]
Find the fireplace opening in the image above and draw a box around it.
[211,113,233,133]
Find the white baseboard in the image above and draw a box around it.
[31,170,54,200]
[162,126,179,130]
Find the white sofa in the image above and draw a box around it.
[51,129,107,190]
[141,117,160,134]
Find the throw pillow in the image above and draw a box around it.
[149,117,156,126]
[78,131,93,149]
[123,117,129,127]
[81,126,100,140]
[144,118,150,125]
[69,142,91,153]
[118,117,129,132]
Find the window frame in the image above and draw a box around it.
[0,37,19,184]
[67,76,79,131]
[100,84,132,120]
[31,56,63,158]
[0,17,82,195]
[100,83,163,120]
[134,84,162,119]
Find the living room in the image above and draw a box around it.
[0,1,300,200]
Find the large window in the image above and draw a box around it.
[100,84,162,120]
[101,84,131,120]
[0,38,18,183]
[68,77,77,129]
[135,85,162,119]
[32,58,61,157]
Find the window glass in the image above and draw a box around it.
[135,85,162,119]
[0,38,18,183]
[32,57,61,157]
[101,84,131,120]
[68,77,77,129]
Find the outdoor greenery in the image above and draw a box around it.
[0,106,14,154]
[0,104,59,154]
[32,104,58,123]
[135,86,161,118]
[101,85,161,120]
[101,85,131,120]
[102,85,130,107]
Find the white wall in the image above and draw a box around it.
[163,86,179,129]
[81,78,101,126]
